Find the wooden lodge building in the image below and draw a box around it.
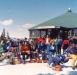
[29,8,77,39]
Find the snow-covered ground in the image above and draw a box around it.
[0,59,77,75]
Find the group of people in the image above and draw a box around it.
[0,35,77,71]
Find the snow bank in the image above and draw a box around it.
[0,62,77,75]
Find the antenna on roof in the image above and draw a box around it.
[68,8,72,12]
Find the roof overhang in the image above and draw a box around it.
[36,26,55,29]
[29,25,61,30]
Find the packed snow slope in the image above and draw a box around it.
[0,59,77,75]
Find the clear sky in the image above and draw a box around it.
[0,0,77,38]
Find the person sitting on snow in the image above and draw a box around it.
[51,54,69,71]
[65,43,77,70]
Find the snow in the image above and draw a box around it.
[0,59,77,75]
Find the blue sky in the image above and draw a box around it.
[0,0,77,38]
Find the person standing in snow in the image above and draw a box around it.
[47,42,55,66]
[21,41,30,63]
[62,38,69,54]
[55,36,63,55]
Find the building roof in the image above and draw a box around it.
[30,9,77,30]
